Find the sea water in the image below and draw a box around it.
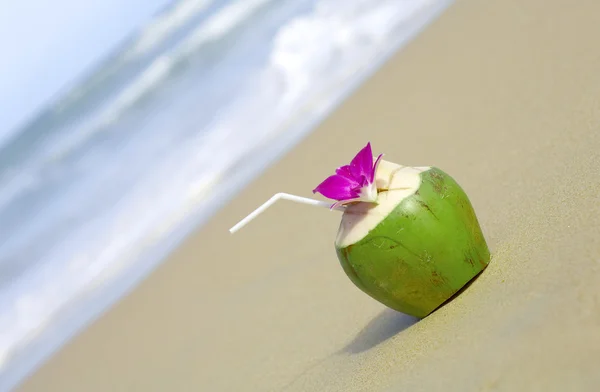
[0,0,453,389]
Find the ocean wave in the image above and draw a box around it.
[128,0,214,57]
[178,0,275,56]
[30,0,277,173]
[268,0,435,105]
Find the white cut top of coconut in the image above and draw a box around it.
[335,160,431,248]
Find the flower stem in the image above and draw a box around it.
[229,193,344,234]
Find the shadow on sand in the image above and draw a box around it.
[341,308,419,354]
[341,269,486,355]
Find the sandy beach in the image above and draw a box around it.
[18,0,600,391]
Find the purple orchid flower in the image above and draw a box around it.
[313,142,384,209]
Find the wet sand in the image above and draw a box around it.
[19,0,600,390]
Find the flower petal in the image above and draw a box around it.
[369,153,384,183]
[349,142,374,180]
[335,165,357,181]
[313,174,361,200]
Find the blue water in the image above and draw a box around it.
[0,0,453,389]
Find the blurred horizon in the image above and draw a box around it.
[0,0,174,144]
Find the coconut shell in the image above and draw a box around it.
[335,166,490,318]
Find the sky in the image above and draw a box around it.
[0,0,173,141]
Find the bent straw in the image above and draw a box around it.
[229,193,343,234]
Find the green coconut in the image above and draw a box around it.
[335,160,490,318]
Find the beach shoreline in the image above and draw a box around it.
[19,0,600,390]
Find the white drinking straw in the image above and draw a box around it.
[229,193,344,234]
